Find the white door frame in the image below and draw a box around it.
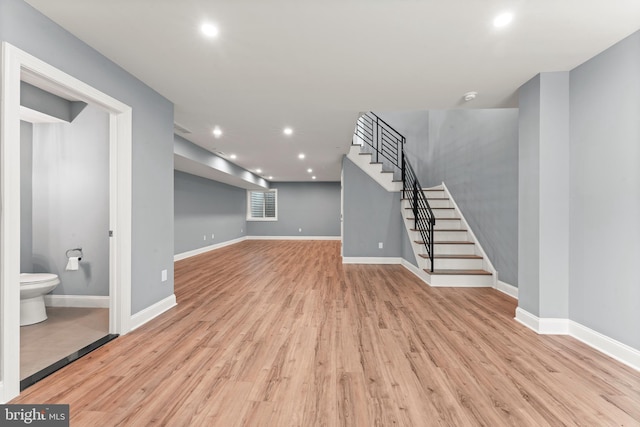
[0,42,132,403]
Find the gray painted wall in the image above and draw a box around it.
[174,171,247,255]
[1,0,175,313]
[342,157,403,258]
[20,121,33,272]
[518,76,541,316]
[569,31,640,349]
[518,72,571,318]
[425,109,519,285]
[246,182,341,237]
[379,109,519,285]
[30,105,109,296]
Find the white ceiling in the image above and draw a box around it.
[24,0,640,182]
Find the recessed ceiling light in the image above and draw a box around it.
[298,153,305,159]
[493,12,513,28]
[229,154,237,159]
[312,176,317,180]
[256,168,262,173]
[201,23,219,38]
[283,127,294,136]
[213,126,222,138]
[307,168,312,173]
[268,176,273,180]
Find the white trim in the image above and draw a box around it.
[174,237,247,261]
[1,42,133,402]
[496,280,518,299]
[44,295,110,308]
[441,182,497,286]
[515,307,569,334]
[1,40,23,403]
[569,321,640,372]
[0,381,4,404]
[539,318,570,335]
[515,307,639,372]
[129,294,177,331]
[515,307,541,332]
[401,259,432,286]
[342,257,401,264]
[247,236,341,241]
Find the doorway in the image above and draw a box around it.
[1,42,133,402]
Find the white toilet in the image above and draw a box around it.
[20,273,60,326]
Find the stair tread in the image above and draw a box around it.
[401,198,450,201]
[406,217,460,221]
[410,228,467,232]
[358,152,372,156]
[415,241,475,245]
[369,161,383,164]
[404,207,456,211]
[420,254,482,259]
[425,269,492,276]
[381,170,394,174]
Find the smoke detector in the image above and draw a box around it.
[463,91,478,102]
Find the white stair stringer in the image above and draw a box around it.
[347,143,402,192]
[401,184,497,287]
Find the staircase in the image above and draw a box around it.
[402,184,494,287]
[348,112,495,287]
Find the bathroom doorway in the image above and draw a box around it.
[18,102,114,389]
[1,43,133,402]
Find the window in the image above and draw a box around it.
[247,189,277,221]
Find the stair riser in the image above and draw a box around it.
[434,219,462,230]
[426,199,451,208]
[423,258,484,270]
[434,244,476,255]
[424,190,445,198]
[431,209,458,219]
[433,230,468,241]
[429,274,493,287]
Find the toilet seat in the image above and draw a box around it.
[20,273,59,285]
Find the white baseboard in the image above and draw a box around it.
[342,257,402,264]
[0,381,4,404]
[569,321,640,372]
[174,236,247,261]
[44,295,110,308]
[401,259,432,286]
[247,236,341,241]
[515,307,639,372]
[515,307,569,334]
[130,294,177,331]
[496,280,518,299]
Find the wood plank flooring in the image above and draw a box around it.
[12,240,640,426]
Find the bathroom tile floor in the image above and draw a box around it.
[20,307,109,379]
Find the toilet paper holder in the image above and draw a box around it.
[66,248,83,261]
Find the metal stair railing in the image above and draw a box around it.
[353,112,436,271]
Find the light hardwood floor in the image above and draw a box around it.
[12,240,640,426]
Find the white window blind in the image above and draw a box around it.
[247,190,277,220]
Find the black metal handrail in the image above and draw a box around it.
[353,112,436,272]
[354,112,405,172]
[402,152,435,272]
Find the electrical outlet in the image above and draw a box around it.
[298,228,302,232]
[211,233,215,240]
[378,242,383,249]
[203,235,206,240]
[161,269,167,282]
[241,228,243,233]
